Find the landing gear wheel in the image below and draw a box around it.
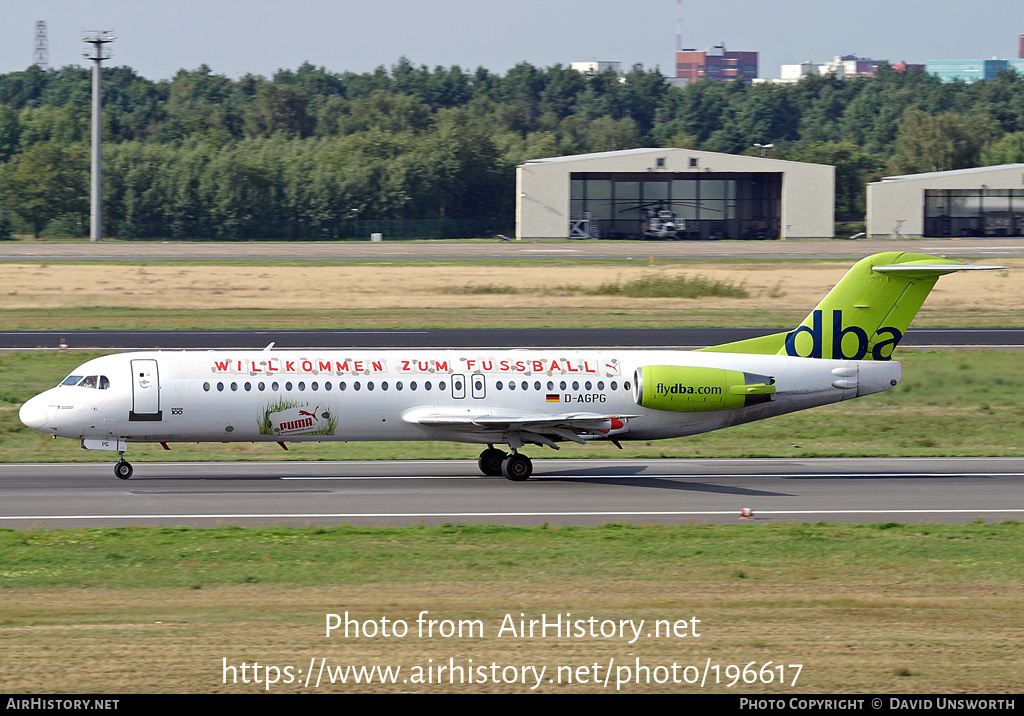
[478,447,508,476]
[501,453,533,482]
[114,460,133,480]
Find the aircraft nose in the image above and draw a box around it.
[19,394,57,434]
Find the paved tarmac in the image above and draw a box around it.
[2,457,1021,528]
[2,237,1024,261]
[3,327,1022,351]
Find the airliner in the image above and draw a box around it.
[19,252,1000,481]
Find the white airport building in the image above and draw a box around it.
[515,148,835,241]
[867,164,1024,238]
[569,61,623,75]
[759,55,882,85]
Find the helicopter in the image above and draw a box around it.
[619,200,686,240]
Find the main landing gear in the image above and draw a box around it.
[478,445,533,482]
[114,452,133,480]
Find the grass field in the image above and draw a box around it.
[2,258,1022,329]
[2,522,1023,693]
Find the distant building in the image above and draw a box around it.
[826,55,880,77]
[675,43,758,84]
[761,55,881,85]
[762,61,838,86]
[891,61,926,73]
[867,165,1024,238]
[778,61,831,84]
[516,148,834,241]
[927,58,1024,83]
[570,61,622,75]
[926,35,1024,81]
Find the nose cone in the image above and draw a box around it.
[19,393,57,434]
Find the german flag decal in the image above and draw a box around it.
[545,394,560,403]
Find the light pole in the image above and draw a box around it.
[754,143,774,157]
[83,31,114,243]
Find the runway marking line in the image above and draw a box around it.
[278,472,1024,480]
[2,508,1024,522]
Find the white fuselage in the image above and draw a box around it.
[19,348,901,448]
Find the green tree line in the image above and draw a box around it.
[1,59,1024,239]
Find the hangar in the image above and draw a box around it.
[515,148,834,241]
[867,164,1024,238]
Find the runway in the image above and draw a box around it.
[2,457,1022,528]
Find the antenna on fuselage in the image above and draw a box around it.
[264,342,275,351]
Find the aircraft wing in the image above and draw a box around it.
[402,409,637,448]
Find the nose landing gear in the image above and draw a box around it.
[114,452,133,480]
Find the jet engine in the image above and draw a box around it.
[633,365,776,412]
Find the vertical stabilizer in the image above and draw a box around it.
[700,252,1004,360]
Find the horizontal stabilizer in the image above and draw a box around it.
[872,262,1006,277]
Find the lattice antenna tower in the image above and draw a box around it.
[33,20,49,70]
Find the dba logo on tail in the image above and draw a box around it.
[785,309,902,361]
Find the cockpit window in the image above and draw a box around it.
[61,375,109,389]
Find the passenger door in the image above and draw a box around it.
[129,359,162,421]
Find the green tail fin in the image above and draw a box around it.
[699,252,1001,360]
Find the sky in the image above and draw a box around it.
[1,0,1022,82]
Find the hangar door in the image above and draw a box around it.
[925,189,1024,237]
[570,172,781,240]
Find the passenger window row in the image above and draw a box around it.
[204,379,448,393]
[202,378,629,393]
